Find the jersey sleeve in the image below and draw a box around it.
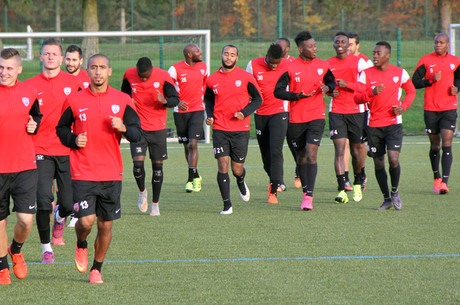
[204,86,215,118]
[122,101,142,143]
[246,60,253,75]
[274,70,298,101]
[121,77,132,97]
[401,69,416,111]
[412,58,432,89]
[29,98,43,135]
[241,80,262,117]
[56,101,78,149]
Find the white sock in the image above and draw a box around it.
[41,243,53,254]
[55,209,65,223]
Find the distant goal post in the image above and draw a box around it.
[0,29,212,143]
[449,24,460,136]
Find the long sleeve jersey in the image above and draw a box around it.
[246,57,289,116]
[412,52,460,111]
[204,66,262,132]
[0,81,42,173]
[168,61,208,113]
[121,67,179,131]
[24,70,83,156]
[76,69,91,89]
[274,57,335,123]
[56,86,141,181]
[355,65,416,127]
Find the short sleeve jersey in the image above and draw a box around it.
[0,81,38,173]
[123,67,174,131]
[24,70,83,156]
[246,57,289,116]
[168,61,208,113]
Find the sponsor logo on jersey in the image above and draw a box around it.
[393,76,399,83]
[79,108,88,112]
[153,82,160,88]
[64,87,72,95]
[213,84,219,88]
[317,69,323,75]
[295,72,302,75]
[235,80,242,87]
[22,97,30,107]
[111,105,120,114]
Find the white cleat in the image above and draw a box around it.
[238,182,250,202]
[150,202,160,216]
[220,207,233,215]
[67,217,78,228]
[138,189,148,213]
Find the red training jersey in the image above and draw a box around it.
[168,61,208,113]
[355,65,416,127]
[25,70,83,156]
[76,69,91,89]
[246,57,289,116]
[357,53,373,68]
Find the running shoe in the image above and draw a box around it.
[433,178,442,193]
[67,217,78,228]
[268,193,278,204]
[193,176,202,192]
[439,182,449,195]
[294,177,302,189]
[0,268,11,285]
[391,191,403,210]
[52,205,65,244]
[41,251,55,264]
[353,185,363,202]
[138,189,148,212]
[75,246,88,273]
[185,181,193,193]
[300,194,313,210]
[377,199,393,210]
[8,245,27,279]
[277,183,287,192]
[344,181,353,191]
[89,269,104,284]
[150,202,160,216]
[220,206,233,215]
[238,181,250,202]
[335,190,349,204]
[52,236,65,246]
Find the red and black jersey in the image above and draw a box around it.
[355,65,416,127]
[168,61,208,113]
[76,69,90,89]
[274,57,335,123]
[121,67,179,131]
[0,81,42,173]
[56,86,141,181]
[246,57,289,116]
[412,52,460,111]
[327,54,367,114]
[25,70,83,156]
[204,66,262,132]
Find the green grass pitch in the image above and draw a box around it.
[3,136,460,304]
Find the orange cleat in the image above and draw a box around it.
[439,182,449,194]
[0,268,11,285]
[268,193,278,204]
[433,178,442,194]
[8,245,27,279]
[89,269,104,284]
[75,246,88,273]
[294,177,302,189]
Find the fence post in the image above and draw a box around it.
[397,28,401,67]
[159,36,164,69]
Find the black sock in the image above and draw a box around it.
[375,168,390,198]
[441,146,452,184]
[389,164,401,193]
[77,240,88,249]
[361,167,366,180]
[353,171,363,186]
[0,255,8,270]
[234,169,246,195]
[133,161,146,192]
[217,172,231,210]
[429,149,441,179]
[36,209,51,244]
[299,163,307,193]
[188,168,195,182]
[337,174,346,191]
[152,163,163,203]
[270,180,280,194]
[90,260,103,272]
[305,163,318,197]
[344,171,349,182]
[10,239,23,254]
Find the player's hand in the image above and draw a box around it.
[206,117,214,125]
[332,89,339,98]
[433,71,441,82]
[178,100,189,111]
[76,132,87,148]
[234,112,245,120]
[320,82,330,95]
[450,85,458,95]
[157,90,167,104]
[110,116,127,132]
[26,115,37,134]
[373,84,384,95]
[337,79,348,88]
[392,105,404,115]
[296,91,315,99]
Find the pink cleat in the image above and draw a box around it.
[300,194,313,211]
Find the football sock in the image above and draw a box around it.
[361,167,366,180]
[217,172,231,210]
[0,256,8,270]
[10,239,23,254]
[270,180,280,194]
[77,239,88,249]
[441,146,452,183]
[375,168,390,198]
[353,171,363,186]
[299,163,307,193]
[90,260,103,272]
[305,163,318,197]
[152,163,163,203]
[429,148,441,179]
[337,174,346,191]
[133,161,146,192]
[344,171,349,182]
[389,164,401,193]
[36,209,51,244]
[41,243,53,254]
[188,167,199,182]
[234,169,246,195]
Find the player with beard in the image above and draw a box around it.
[168,44,208,193]
[65,44,90,89]
[205,45,262,214]
[274,31,336,211]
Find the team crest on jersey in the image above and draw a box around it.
[451,64,455,70]
[64,87,72,95]
[111,105,120,114]
[200,69,205,75]
[317,69,323,75]
[38,99,43,106]
[83,82,89,88]
[235,80,242,87]
[393,76,399,83]
[153,82,160,88]
[22,97,30,107]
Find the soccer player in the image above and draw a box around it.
[276,38,295,62]
[56,54,142,284]
[205,45,262,215]
[355,41,416,210]
[412,33,460,194]
[121,57,179,216]
[327,32,368,204]
[274,31,335,211]
[65,44,91,89]
[168,44,208,193]
[348,33,373,67]
[0,48,42,285]
[24,38,83,263]
[246,43,289,204]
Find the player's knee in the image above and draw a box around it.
[153,163,163,177]
[133,161,145,176]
